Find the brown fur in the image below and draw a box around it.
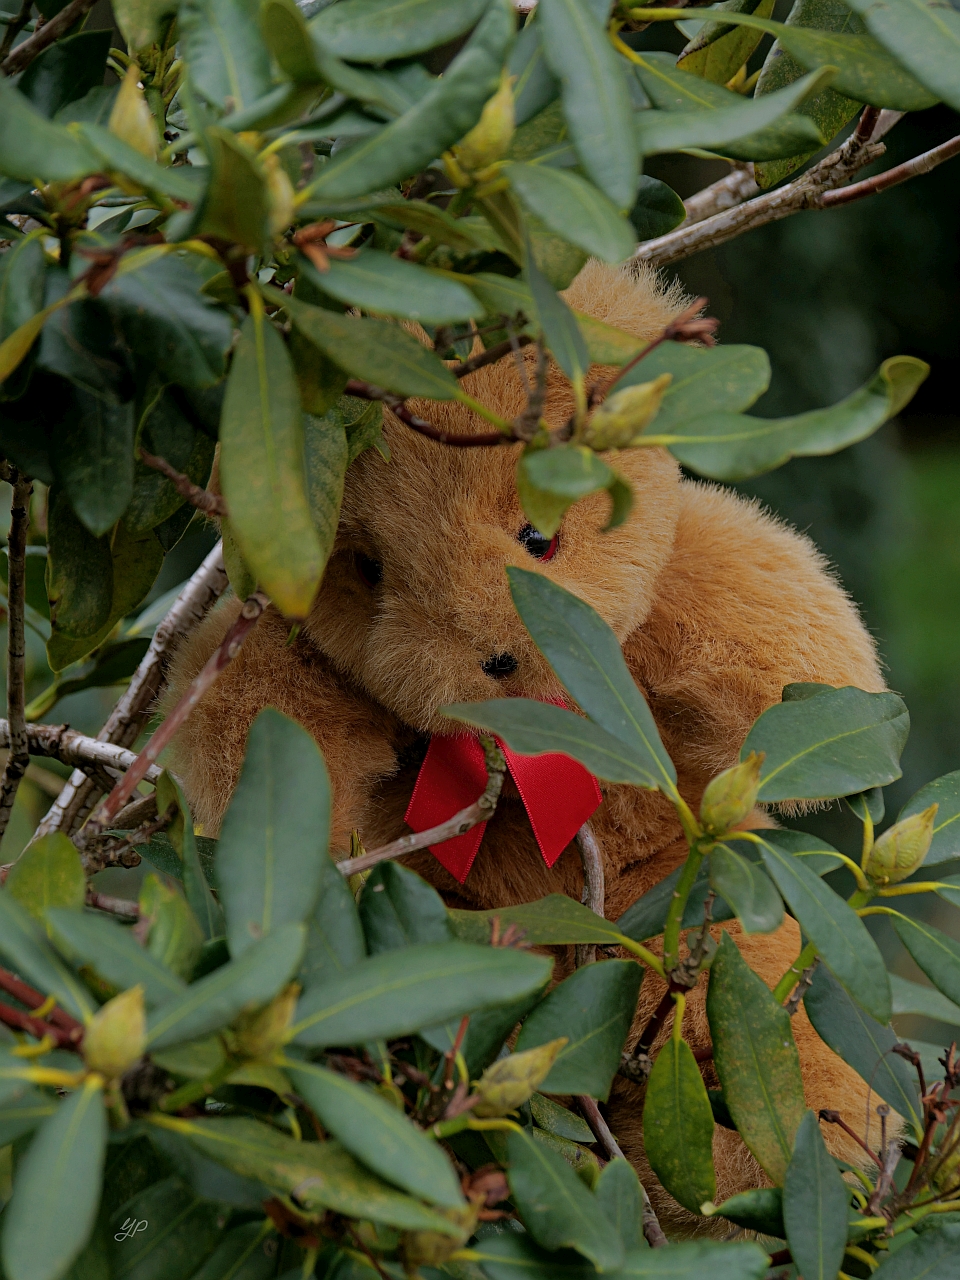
[166,261,887,1230]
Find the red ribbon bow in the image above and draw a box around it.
[404,724,602,884]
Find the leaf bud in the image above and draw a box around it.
[228,983,300,1060]
[583,374,673,451]
[865,804,938,885]
[700,752,764,835]
[471,1037,567,1118]
[82,985,145,1079]
[452,71,515,178]
[108,65,158,160]
[400,1203,479,1271]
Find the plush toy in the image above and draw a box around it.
[167,260,885,1231]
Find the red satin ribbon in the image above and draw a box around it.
[404,728,602,884]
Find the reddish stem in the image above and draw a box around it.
[0,968,83,1033]
[0,1000,82,1049]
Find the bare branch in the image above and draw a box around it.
[0,471,32,845]
[591,297,717,404]
[0,0,33,63]
[1,0,98,75]
[138,449,227,518]
[0,718,163,783]
[36,542,229,838]
[820,132,960,210]
[575,820,605,968]
[343,379,514,447]
[784,957,820,1015]
[577,1095,668,1248]
[0,999,83,1048]
[82,589,270,839]
[336,739,506,877]
[451,332,534,378]
[680,166,758,227]
[86,889,140,919]
[0,967,84,1035]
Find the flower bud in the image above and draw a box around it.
[452,71,515,178]
[261,152,296,238]
[400,1203,479,1271]
[108,65,158,159]
[83,985,145,1079]
[228,983,300,1060]
[700,752,764,835]
[583,375,673,451]
[865,804,938,885]
[472,1038,567,1118]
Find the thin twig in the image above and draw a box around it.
[577,1095,668,1248]
[0,471,32,846]
[0,968,83,1034]
[819,132,960,209]
[590,297,717,404]
[575,820,605,968]
[86,889,140,919]
[81,589,270,839]
[0,719,163,784]
[784,957,820,1016]
[513,339,548,443]
[138,450,227,518]
[451,332,534,378]
[679,166,758,228]
[81,802,176,874]
[820,1109,883,1169]
[36,542,228,838]
[343,380,512,447]
[337,739,506,877]
[1,0,98,74]
[0,0,32,63]
[0,1000,82,1048]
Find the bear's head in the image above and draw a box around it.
[303,262,688,733]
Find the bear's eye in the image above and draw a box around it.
[518,524,558,562]
[355,553,383,587]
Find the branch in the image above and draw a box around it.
[451,332,534,378]
[577,1095,668,1248]
[0,719,163,783]
[81,589,270,839]
[0,471,32,846]
[138,449,227,518]
[634,109,888,269]
[574,820,605,968]
[0,967,83,1036]
[680,165,758,227]
[591,297,717,403]
[343,380,512,447]
[36,542,229,838]
[0,0,32,63]
[784,956,819,1015]
[819,131,960,209]
[1,0,98,75]
[336,739,506,877]
[0,999,82,1048]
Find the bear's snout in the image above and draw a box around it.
[481,652,519,679]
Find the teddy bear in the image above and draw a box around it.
[165,259,886,1233]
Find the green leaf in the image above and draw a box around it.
[52,391,134,537]
[303,0,514,202]
[783,1110,848,1280]
[442,696,665,787]
[104,1175,226,1278]
[0,78,100,184]
[507,566,677,789]
[0,1088,57,1148]
[4,833,85,925]
[152,1115,464,1232]
[310,0,489,61]
[98,253,233,392]
[112,0,178,49]
[157,771,225,943]
[46,907,187,1009]
[179,0,273,113]
[730,827,844,877]
[708,1186,785,1238]
[525,247,589,386]
[219,299,324,618]
[0,230,47,347]
[660,355,929,481]
[595,1159,647,1253]
[631,55,830,160]
[630,175,687,241]
[680,9,937,111]
[744,683,910,802]
[677,0,778,86]
[707,932,806,1183]
[505,1127,624,1271]
[0,1078,106,1280]
[77,124,205,202]
[871,1223,960,1280]
[282,1059,465,1207]
[127,389,216,535]
[709,844,784,934]
[186,1220,275,1280]
[841,0,960,114]
[290,940,551,1047]
[617,861,735,942]
[757,834,891,1022]
[448,894,639,949]
[890,973,960,1026]
[515,959,643,1100]
[644,1036,716,1214]
[804,965,920,1128]
[303,252,481,325]
[423,988,545,1074]
[898,770,960,868]
[893,916,960,1010]
[517,445,630,539]
[188,128,271,252]
[538,0,638,208]
[509,12,560,127]
[280,288,459,399]
[146,922,305,1049]
[139,874,206,981]
[359,861,451,954]
[504,163,636,264]
[371,199,496,254]
[0,889,97,1021]
[532,1093,597,1145]
[618,341,771,429]
[298,850,366,992]
[17,30,113,120]
[45,486,113,640]
[217,708,331,958]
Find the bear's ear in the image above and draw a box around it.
[561,259,691,344]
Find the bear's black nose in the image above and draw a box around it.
[482,652,518,679]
